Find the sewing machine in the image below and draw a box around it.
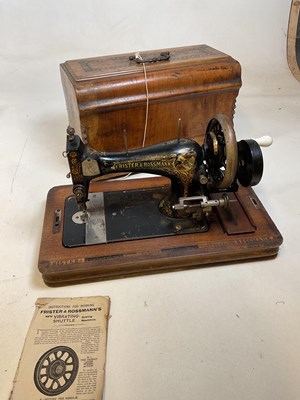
[63,114,267,247]
[37,113,282,286]
[38,46,282,285]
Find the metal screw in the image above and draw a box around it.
[199,174,208,185]
[74,187,84,201]
[175,224,182,233]
[66,126,75,141]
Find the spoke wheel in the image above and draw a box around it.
[34,346,79,396]
[204,114,238,189]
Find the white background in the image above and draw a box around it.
[1,1,300,399]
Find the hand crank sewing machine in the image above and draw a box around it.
[38,45,282,285]
[63,114,269,246]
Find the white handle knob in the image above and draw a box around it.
[252,135,273,147]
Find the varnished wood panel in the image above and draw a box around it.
[38,177,282,286]
[60,45,241,151]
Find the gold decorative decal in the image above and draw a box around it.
[109,149,197,197]
[111,159,174,170]
[174,150,197,196]
[68,151,83,184]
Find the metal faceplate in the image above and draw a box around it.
[85,192,106,244]
[62,186,207,248]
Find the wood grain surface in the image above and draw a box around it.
[60,45,241,151]
[38,177,282,286]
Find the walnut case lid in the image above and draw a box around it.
[60,45,241,151]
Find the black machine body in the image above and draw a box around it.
[63,114,270,246]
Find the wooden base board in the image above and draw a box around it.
[38,177,283,286]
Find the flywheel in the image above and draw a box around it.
[204,114,238,189]
[33,346,79,396]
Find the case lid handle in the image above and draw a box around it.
[129,51,170,64]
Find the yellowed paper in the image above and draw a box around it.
[10,296,110,400]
